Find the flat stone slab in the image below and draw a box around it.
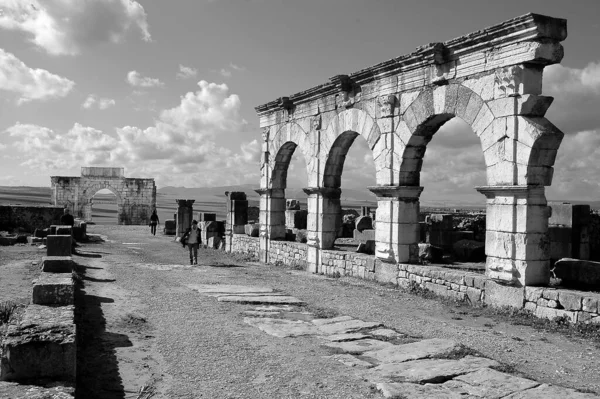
[321,333,369,342]
[0,381,74,398]
[370,355,499,384]
[377,382,466,398]
[312,315,353,326]
[32,272,74,305]
[324,338,395,355]
[253,305,296,312]
[326,354,374,369]
[243,317,319,337]
[363,338,461,364]
[316,319,383,335]
[442,368,540,398]
[190,284,274,295]
[219,295,305,305]
[242,310,281,317]
[40,256,75,273]
[504,384,600,398]
[369,328,406,340]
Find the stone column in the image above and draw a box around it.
[368,186,423,264]
[255,188,286,263]
[225,192,248,252]
[175,199,195,239]
[303,187,341,273]
[476,185,551,286]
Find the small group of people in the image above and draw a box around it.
[148,210,202,265]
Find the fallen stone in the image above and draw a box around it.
[503,383,599,398]
[40,256,75,273]
[443,368,540,398]
[243,317,319,337]
[0,305,76,382]
[553,258,600,290]
[321,333,369,342]
[323,339,395,355]
[376,381,465,398]
[32,272,74,305]
[326,354,374,369]
[218,295,305,305]
[316,319,383,335]
[370,355,499,383]
[363,338,461,364]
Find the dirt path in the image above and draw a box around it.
[73,225,600,398]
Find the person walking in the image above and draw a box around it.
[149,209,159,236]
[181,220,201,265]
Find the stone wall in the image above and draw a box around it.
[0,205,63,233]
[269,240,308,268]
[524,287,600,324]
[231,234,259,258]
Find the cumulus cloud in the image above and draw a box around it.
[219,63,245,78]
[0,0,151,56]
[0,48,75,104]
[126,70,164,88]
[5,80,257,187]
[82,94,115,110]
[176,64,198,79]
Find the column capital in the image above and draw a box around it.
[302,187,341,199]
[475,185,545,201]
[254,188,285,197]
[367,185,423,199]
[176,199,195,207]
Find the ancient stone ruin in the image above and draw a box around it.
[51,167,156,225]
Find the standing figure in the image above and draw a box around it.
[181,220,201,265]
[149,209,159,236]
[60,208,75,227]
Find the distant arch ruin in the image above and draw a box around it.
[51,167,156,225]
[253,13,567,288]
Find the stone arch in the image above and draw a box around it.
[268,122,313,189]
[320,108,381,188]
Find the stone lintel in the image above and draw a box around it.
[302,187,342,199]
[175,199,196,207]
[255,13,567,116]
[475,185,545,199]
[368,186,424,199]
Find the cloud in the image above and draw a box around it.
[176,64,198,79]
[82,94,115,110]
[219,62,246,78]
[0,0,151,56]
[0,48,75,104]
[126,70,164,88]
[5,80,256,187]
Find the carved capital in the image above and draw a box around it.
[379,94,397,117]
[302,187,341,199]
[368,185,423,200]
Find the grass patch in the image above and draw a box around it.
[0,301,18,325]
[303,305,339,319]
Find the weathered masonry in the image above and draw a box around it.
[51,167,156,225]
[253,14,567,288]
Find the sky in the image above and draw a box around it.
[0,0,599,205]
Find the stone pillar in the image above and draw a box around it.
[175,199,195,239]
[303,187,341,273]
[225,192,249,252]
[255,188,286,262]
[368,186,423,264]
[476,186,551,287]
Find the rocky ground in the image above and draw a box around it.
[2,225,600,398]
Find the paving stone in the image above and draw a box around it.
[376,382,466,398]
[312,315,353,326]
[241,310,281,317]
[443,368,540,398]
[316,319,383,335]
[218,295,305,305]
[369,355,499,383]
[369,328,405,339]
[243,317,319,337]
[326,354,374,369]
[363,338,461,364]
[323,339,395,354]
[321,333,369,342]
[189,284,274,295]
[254,305,296,312]
[503,383,599,398]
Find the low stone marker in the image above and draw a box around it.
[32,273,74,305]
[46,235,72,256]
[40,256,75,273]
[0,305,76,382]
[554,258,600,289]
[163,219,176,235]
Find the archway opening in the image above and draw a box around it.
[420,117,487,268]
[89,188,118,225]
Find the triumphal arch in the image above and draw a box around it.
[255,13,567,287]
[51,167,156,225]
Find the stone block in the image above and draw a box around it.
[207,236,222,249]
[357,241,375,255]
[554,258,600,290]
[524,286,544,302]
[484,280,524,309]
[466,287,482,304]
[534,306,577,323]
[163,219,176,235]
[0,305,76,382]
[55,225,72,235]
[285,210,307,230]
[354,229,375,242]
[558,291,583,311]
[198,213,217,222]
[46,235,72,257]
[244,224,259,237]
[582,296,599,313]
[40,256,75,273]
[32,272,74,305]
[355,216,373,232]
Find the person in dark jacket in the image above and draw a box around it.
[181,220,201,265]
[149,210,159,236]
[60,208,74,226]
